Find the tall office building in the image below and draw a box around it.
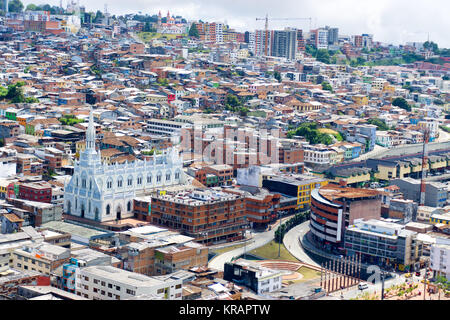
[271,29,297,60]
[311,28,329,49]
[249,29,273,57]
[326,27,339,45]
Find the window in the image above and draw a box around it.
[106,204,111,215]
[107,179,112,189]
[147,175,152,183]
[166,173,170,181]
[115,286,121,291]
[175,172,180,179]
[127,201,131,212]
[117,179,123,188]
[126,289,136,295]
[101,281,106,286]
[157,288,164,294]
[157,175,161,182]
[127,177,133,186]
[137,177,142,185]
[108,283,112,289]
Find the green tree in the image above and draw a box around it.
[225,94,240,108]
[322,81,333,92]
[367,118,389,131]
[423,41,439,54]
[316,49,331,64]
[93,10,104,23]
[392,97,411,111]
[8,0,24,12]
[273,71,281,82]
[188,23,199,38]
[25,3,38,11]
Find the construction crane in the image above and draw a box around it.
[256,14,313,56]
[419,128,430,206]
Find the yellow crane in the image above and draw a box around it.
[256,14,313,56]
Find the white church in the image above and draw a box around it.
[63,109,185,222]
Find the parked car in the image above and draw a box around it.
[415,271,421,276]
[405,273,412,278]
[358,283,368,290]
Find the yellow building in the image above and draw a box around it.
[352,94,369,106]
[296,178,328,209]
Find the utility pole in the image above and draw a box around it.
[423,260,428,300]
[419,129,430,206]
[381,271,385,300]
[278,214,282,258]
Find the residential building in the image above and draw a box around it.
[75,265,183,300]
[224,259,283,295]
[310,185,381,253]
[345,218,423,270]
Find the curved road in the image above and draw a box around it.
[209,218,320,271]
[283,221,320,267]
[208,228,276,271]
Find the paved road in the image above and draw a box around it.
[208,217,291,271]
[329,271,427,300]
[283,221,320,267]
[354,144,387,161]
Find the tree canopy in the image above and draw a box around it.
[0,81,39,104]
[287,122,333,145]
[8,0,24,12]
[322,81,333,92]
[188,23,199,38]
[392,97,411,112]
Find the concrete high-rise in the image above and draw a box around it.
[271,29,297,61]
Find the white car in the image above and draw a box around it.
[358,283,368,290]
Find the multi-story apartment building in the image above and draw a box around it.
[18,182,52,203]
[150,189,248,244]
[12,243,70,276]
[389,178,448,208]
[303,144,334,165]
[344,219,423,270]
[75,265,183,300]
[430,237,450,281]
[311,28,329,49]
[271,29,297,61]
[262,174,328,210]
[310,185,381,253]
[146,119,191,137]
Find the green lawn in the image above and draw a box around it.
[297,266,321,281]
[249,241,299,262]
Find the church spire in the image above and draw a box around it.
[86,107,96,152]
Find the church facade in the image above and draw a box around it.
[63,109,185,222]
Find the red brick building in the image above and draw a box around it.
[18,182,52,203]
[151,189,248,244]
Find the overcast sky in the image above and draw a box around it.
[23,0,450,47]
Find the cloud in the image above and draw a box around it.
[22,0,450,47]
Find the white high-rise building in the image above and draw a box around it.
[63,108,185,222]
[430,237,450,281]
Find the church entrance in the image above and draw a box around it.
[116,206,121,220]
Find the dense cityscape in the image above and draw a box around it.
[0,0,448,305]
